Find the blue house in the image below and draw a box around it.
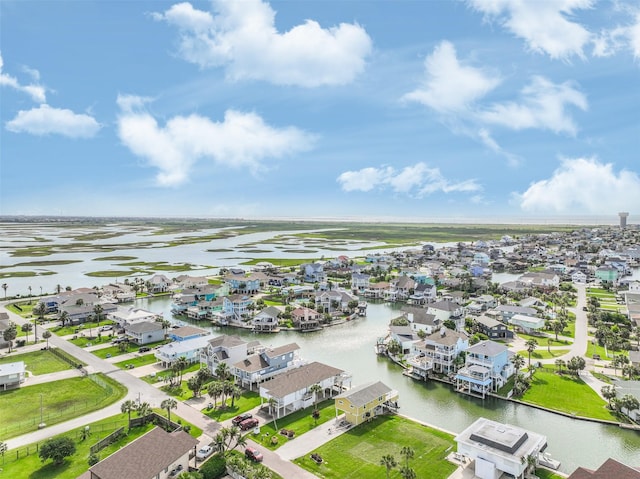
[455,340,513,398]
[301,263,326,283]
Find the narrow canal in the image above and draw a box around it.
[140,297,640,474]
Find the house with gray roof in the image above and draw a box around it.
[89,427,197,479]
[455,340,514,398]
[200,334,251,372]
[125,321,165,345]
[233,342,303,389]
[259,361,350,418]
[0,361,25,389]
[335,381,399,425]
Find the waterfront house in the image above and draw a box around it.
[155,334,215,367]
[174,275,209,289]
[148,274,171,293]
[490,305,537,323]
[233,342,302,389]
[351,273,371,293]
[455,417,547,479]
[363,282,390,299]
[0,361,25,389]
[109,307,161,328]
[517,271,560,290]
[389,325,420,355]
[427,300,464,327]
[291,306,321,331]
[402,306,440,335]
[510,314,546,334]
[221,294,253,322]
[259,361,350,418]
[409,283,437,304]
[224,273,261,294]
[412,328,469,375]
[455,340,513,398]
[301,263,326,283]
[253,306,281,332]
[88,427,197,479]
[167,325,209,342]
[392,275,417,300]
[58,298,117,325]
[125,321,165,345]
[334,381,399,426]
[315,289,358,313]
[186,298,223,321]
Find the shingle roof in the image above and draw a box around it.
[89,427,197,479]
[126,321,163,333]
[466,340,507,357]
[335,381,392,407]
[208,335,247,349]
[261,362,343,398]
[568,458,640,479]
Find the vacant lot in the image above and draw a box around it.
[0,349,72,375]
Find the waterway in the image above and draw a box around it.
[138,296,640,474]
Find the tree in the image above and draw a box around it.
[308,383,323,408]
[229,384,242,408]
[380,454,397,479]
[33,301,46,341]
[42,330,52,349]
[161,398,178,424]
[619,394,640,418]
[1,283,7,299]
[215,361,231,382]
[214,425,246,456]
[21,323,33,343]
[121,399,136,429]
[555,359,566,374]
[39,437,76,465]
[174,356,188,384]
[136,401,152,424]
[525,339,538,368]
[601,385,617,409]
[177,472,203,479]
[59,311,70,327]
[400,446,414,469]
[399,465,417,479]
[387,339,402,357]
[93,304,104,326]
[3,323,17,352]
[510,354,525,377]
[0,440,7,466]
[208,381,223,409]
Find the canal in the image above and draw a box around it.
[138,296,640,474]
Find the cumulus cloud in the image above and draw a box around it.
[0,52,46,103]
[479,76,587,135]
[116,94,315,186]
[402,41,501,113]
[337,162,481,198]
[5,104,101,138]
[515,157,640,213]
[467,0,594,59]
[152,0,372,87]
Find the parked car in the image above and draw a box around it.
[245,446,263,462]
[232,413,253,426]
[196,445,213,461]
[100,325,112,331]
[138,346,150,353]
[239,417,259,431]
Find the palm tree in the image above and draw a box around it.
[121,399,136,429]
[161,398,178,425]
[510,353,525,377]
[215,361,231,381]
[555,359,566,374]
[42,330,52,349]
[601,385,617,409]
[525,339,538,368]
[93,304,104,326]
[399,465,417,479]
[380,454,397,479]
[229,384,242,408]
[308,383,323,408]
[175,356,188,383]
[59,310,70,327]
[2,283,7,299]
[21,323,33,343]
[33,301,46,341]
[136,401,152,424]
[3,323,17,353]
[400,446,414,469]
[208,381,223,409]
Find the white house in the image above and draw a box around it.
[200,335,250,372]
[155,334,215,367]
[455,418,548,479]
[0,361,26,390]
[125,321,165,345]
[510,314,546,334]
[109,307,162,328]
[259,362,350,418]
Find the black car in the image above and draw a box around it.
[232,413,253,426]
[138,346,150,353]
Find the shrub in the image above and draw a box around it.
[199,453,226,479]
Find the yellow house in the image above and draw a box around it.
[335,381,399,426]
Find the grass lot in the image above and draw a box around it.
[536,469,567,479]
[519,366,618,421]
[516,349,571,360]
[517,334,571,347]
[0,349,72,375]
[141,362,201,384]
[69,334,113,347]
[0,411,201,479]
[6,301,37,318]
[586,342,628,360]
[250,400,334,451]
[0,374,127,438]
[52,320,111,337]
[114,353,158,369]
[204,391,261,422]
[294,415,456,479]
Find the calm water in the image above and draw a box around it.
[139,297,640,474]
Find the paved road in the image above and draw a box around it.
[2,302,318,478]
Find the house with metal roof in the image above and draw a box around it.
[334,381,399,425]
[455,340,513,398]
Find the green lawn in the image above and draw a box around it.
[294,415,457,479]
[251,399,335,450]
[114,353,158,369]
[536,469,567,479]
[517,333,571,347]
[51,320,109,336]
[204,391,261,422]
[586,342,628,360]
[516,349,571,360]
[0,374,127,438]
[519,366,618,421]
[0,412,201,479]
[0,349,72,375]
[69,334,113,347]
[140,362,201,384]
[92,344,132,359]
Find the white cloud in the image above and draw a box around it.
[516,157,640,213]
[477,128,521,167]
[0,52,46,103]
[479,76,587,135]
[117,94,315,186]
[5,104,100,138]
[337,162,482,197]
[402,41,501,113]
[592,8,640,58]
[467,0,594,59]
[153,0,372,87]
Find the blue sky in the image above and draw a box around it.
[1,0,639,221]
